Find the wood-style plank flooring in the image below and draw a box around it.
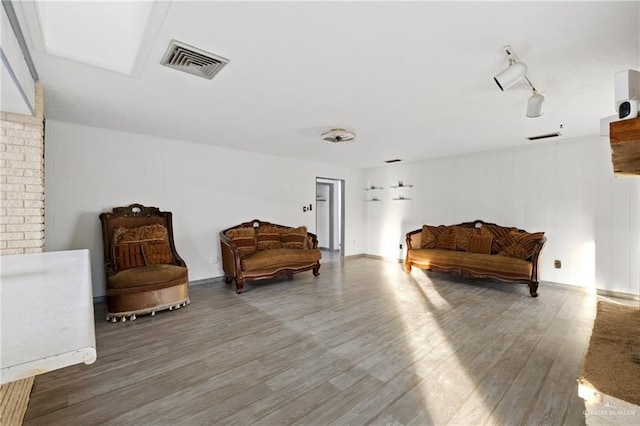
[24,257,598,425]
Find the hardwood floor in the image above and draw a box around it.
[24,257,597,425]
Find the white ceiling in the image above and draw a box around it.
[14,1,640,169]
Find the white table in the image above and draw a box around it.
[1,249,97,385]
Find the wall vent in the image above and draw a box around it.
[527,132,561,141]
[161,40,229,80]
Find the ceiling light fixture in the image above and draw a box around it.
[494,45,544,118]
[321,128,356,144]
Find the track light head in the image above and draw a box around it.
[494,62,528,91]
[527,91,544,118]
[494,45,545,118]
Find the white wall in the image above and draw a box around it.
[44,120,365,297]
[364,136,640,296]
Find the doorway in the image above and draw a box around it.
[315,177,345,262]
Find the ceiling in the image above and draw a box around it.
[13,1,640,169]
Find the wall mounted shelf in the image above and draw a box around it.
[389,184,413,189]
[364,186,384,190]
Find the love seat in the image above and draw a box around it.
[220,219,321,294]
[404,220,546,297]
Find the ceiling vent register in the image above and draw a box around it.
[161,40,229,80]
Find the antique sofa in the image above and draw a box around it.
[404,220,546,297]
[220,219,321,294]
[100,204,190,322]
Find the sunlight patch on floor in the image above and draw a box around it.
[386,265,490,421]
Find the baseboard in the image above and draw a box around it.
[363,254,403,263]
[541,280,640,301]
[189,276,225,286]
[595,288,640,302]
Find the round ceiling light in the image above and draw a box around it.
[321,128,356,144]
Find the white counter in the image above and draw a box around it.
[1,249,97,385]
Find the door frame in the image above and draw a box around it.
[315,177,345,257]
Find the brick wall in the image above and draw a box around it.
[1,82,45,255]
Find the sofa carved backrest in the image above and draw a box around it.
[99,204,189,322]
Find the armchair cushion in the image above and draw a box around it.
[107,264,187,289]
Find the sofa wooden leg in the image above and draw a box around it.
[313,264,320,277]
[404,262,412,273]
[224,275,232,284]
[235,278,244,294]
[529,281,539,298]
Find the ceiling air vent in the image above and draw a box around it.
[527,132,561,141]
[161,40,229,80]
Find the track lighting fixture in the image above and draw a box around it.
[526,91,544,118]
[494,45,544,118]
[494,61,527,91]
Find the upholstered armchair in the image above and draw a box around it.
[99,204,189,322]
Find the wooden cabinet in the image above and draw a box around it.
[610,117,640,176]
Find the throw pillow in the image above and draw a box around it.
[256,226,283,250]
[281,226,307,249]
[453,226,476,251]
[467,235,493,254]
[515,231,545,258]
[142,240,174,265]
[435,229,457,250]
[498,231,545,260]
[421,225,448,249]
[483,224,518,254]
[113,224,168,245]
[226,227,257,257]
[112,242,145,271]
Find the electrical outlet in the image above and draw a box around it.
[303,206,307,212]
[554,259,562,269]
[399,244,403,250]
